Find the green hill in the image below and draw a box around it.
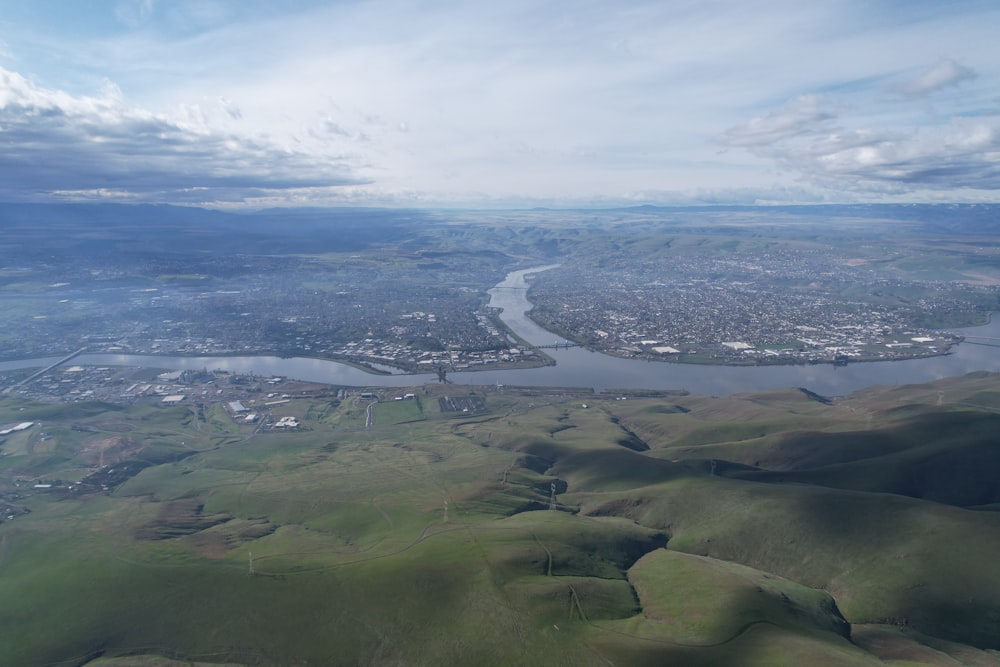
[3,374,1000,664]
[732,411,1000,506]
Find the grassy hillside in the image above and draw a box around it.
[2,374,1000,665]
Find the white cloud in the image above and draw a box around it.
[218,96,242,120]
[894,58,977,98]
[115,0,156,29]
[723,91,1000,193]
[722,96,839,148]
[811,118,1000,189]
[0,66,365,203]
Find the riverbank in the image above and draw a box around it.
[526,309,964,368]
[1,267,998,397]
[570,340,960,367]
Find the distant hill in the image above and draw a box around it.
[0,202,428,255]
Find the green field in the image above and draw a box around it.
[3,376,1000,665]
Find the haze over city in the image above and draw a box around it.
[1,0,999,208]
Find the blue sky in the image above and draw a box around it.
[1,0,998,207]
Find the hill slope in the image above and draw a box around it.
[2,374,1000,664]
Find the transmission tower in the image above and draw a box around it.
[549,483,557,510]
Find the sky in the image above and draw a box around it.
[1,0,999,208]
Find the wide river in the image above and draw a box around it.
[2,266,999,396]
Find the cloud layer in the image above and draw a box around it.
[0,67,365,203]
[894,58,977,98]
[722,61,1000,195]
[1,1,999,206]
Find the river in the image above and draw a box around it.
[1,265,998,396]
